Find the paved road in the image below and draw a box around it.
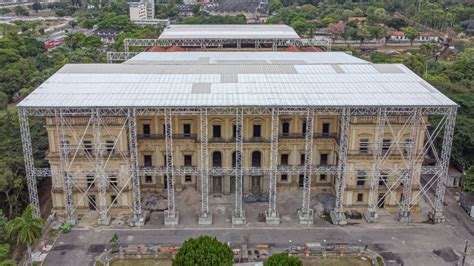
[44,188,474,266]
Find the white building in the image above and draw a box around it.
[129,0,154,21]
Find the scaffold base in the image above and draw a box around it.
[363,212,378,223]
[298,210,314,225]
[164,211,179,225]
[265,210,281,225]
[330,211,347,225]
[198,212,213,225]
[429,211,446,224]
[97,215,111,226]
[232,211,246,225]
[396,211,411,223]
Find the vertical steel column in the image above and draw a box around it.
[431,107,457,223]
[55,110,74,221]
[266,108,280,223]
[18,108,40,218]
[94,109,109,225]
[164,109,178,224]
[398,108,422,222]
[298,108,314,224]
[366,108,385,222]
[232,108,246,224]
[127,108,143,225]
[331,108,350,225]
[198,108,211,224]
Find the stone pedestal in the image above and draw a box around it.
[164,211,179,225]
[265,210,281,225]
[397,210,410,223]
[232,211,246,225]
[363,212,378,223]
[429,211,446,223]
[97,215,111,226]
[298,210,314,225]
[330,211,347,225]
[198,212,213,225]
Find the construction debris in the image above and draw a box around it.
[141,192,168,211]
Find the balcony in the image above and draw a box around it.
[137,133,197,140]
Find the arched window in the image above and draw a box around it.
[232,151,242,168]
[212,151,222,167]
[251,151,262,167]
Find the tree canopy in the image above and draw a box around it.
[264,253,303,266]
[173,236,233,266]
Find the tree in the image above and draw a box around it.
[109,233,119,251]
[264,253,302,266]
[0,243,10,261]
[0,92,7,110]
[0,211,7,243]
[6,205,44,263]
[32,3,42,13]
[13,6,29,16]
[327,21,345,41]
[386,17,407,30]
[173,236,233,266]
[402,26,419,46]
[269,0,283,14]
[291,17,308,36]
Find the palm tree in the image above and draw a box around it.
[6,205,44,264]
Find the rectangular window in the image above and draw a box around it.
[143,124,150,136]
[320,154,328,165]
[144,155,152,167]
[281,174,288,182]
[253,124,261,138]
[302,121,307,134]
[322,123,330,136]
[382,139,391,153]
[110,195,117,205]
[357,171,366,186]
[280,154,289,166]
[163,155,167,166]
[83,140,92,154]
[162,124,166,134]
[106,140,115,153]
[300,154,305,165]
[232,125,237,138]
[184,155,192,166]
[86,176,94,188]
[359,139,369,154]
[185,175,192,183]
[183,123,191,137]
[145,175,152,183]
[320,174,327,181]
[213,125,221,138]
[357,193,364,202]
[379,172,388,186]
[282,122,290,136]
[109,176,118,187]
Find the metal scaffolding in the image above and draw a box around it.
[299,109,315,224]
[18,105,457,225]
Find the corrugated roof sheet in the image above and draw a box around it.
[18,52,457,108]
[158,24,300,40]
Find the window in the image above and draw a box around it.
[282,122,290,136]
[382,139,391,153]
[183,123,191,137]
[320,154,328,165]
[300,154,305,165]
[232,125,237,138]
[106,140,115,153]
[280,154,289,166]
[404,138,413,154]
[145,175,152,183]
[162,124,166,134]
[109,175,118,187]
[357,193,364,202]
[379,172,388,186]
[302,120,307,134]
[252,151,262,167]
[86,176,94,188]
[144,155,152,167]
[359,139,369,154]
[357,171,366,186]
[232,151,241,168]
[185,175,192,182]
[163,155,167,166]
[212,151,222,167]
[143,124,150,136]
[110,195,117,205]
[83,140,92,154]
[320,174,327,181]
[184,155,192,166]
[253,124,261,138]
[322,123,330,136]
[281,174,288,182]
[213,125,221,138]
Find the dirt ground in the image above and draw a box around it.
[110,258,172,266]
[299,256,373,266]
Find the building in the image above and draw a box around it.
[389,31,439,43]
[202,0,267,23]
[18,51,457,227]
[129,0,154,21]
[93,29,122,44]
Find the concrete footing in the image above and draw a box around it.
[198,212,213,225]
[429,211,446,223]
[298,210,314,225]
[363,212,378,223]
[164,211,179,225]
[97,215,111,226]
[66,216,78,226]
[265,210,281,225]
[397,211,410,223]
[232,211,246,225]
[330,211,347,225]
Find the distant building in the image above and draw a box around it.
[460,19,474,36]
[94,29,122,44]
[202,0,268,23]
[389,31,439,42]
[129,0,154,21]
[177,4,195,17]
[348,16,367,23]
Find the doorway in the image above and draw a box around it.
[299,174,305,188]
[213,176,223,194]
[88,195,96,210]
[251,176,261,193]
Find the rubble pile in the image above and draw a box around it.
[243,193,269,203]
[141,192,168,211]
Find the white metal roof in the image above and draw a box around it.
[18,52,457,108]
[158,24,300,40]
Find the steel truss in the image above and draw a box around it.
[199,108,210,219]
[266,108,280,221]
[107,52,140,63]
[19,106,457,225]
[299,109,315,223]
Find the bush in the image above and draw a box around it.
[264,253,302,266]
[173,236,233,266]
